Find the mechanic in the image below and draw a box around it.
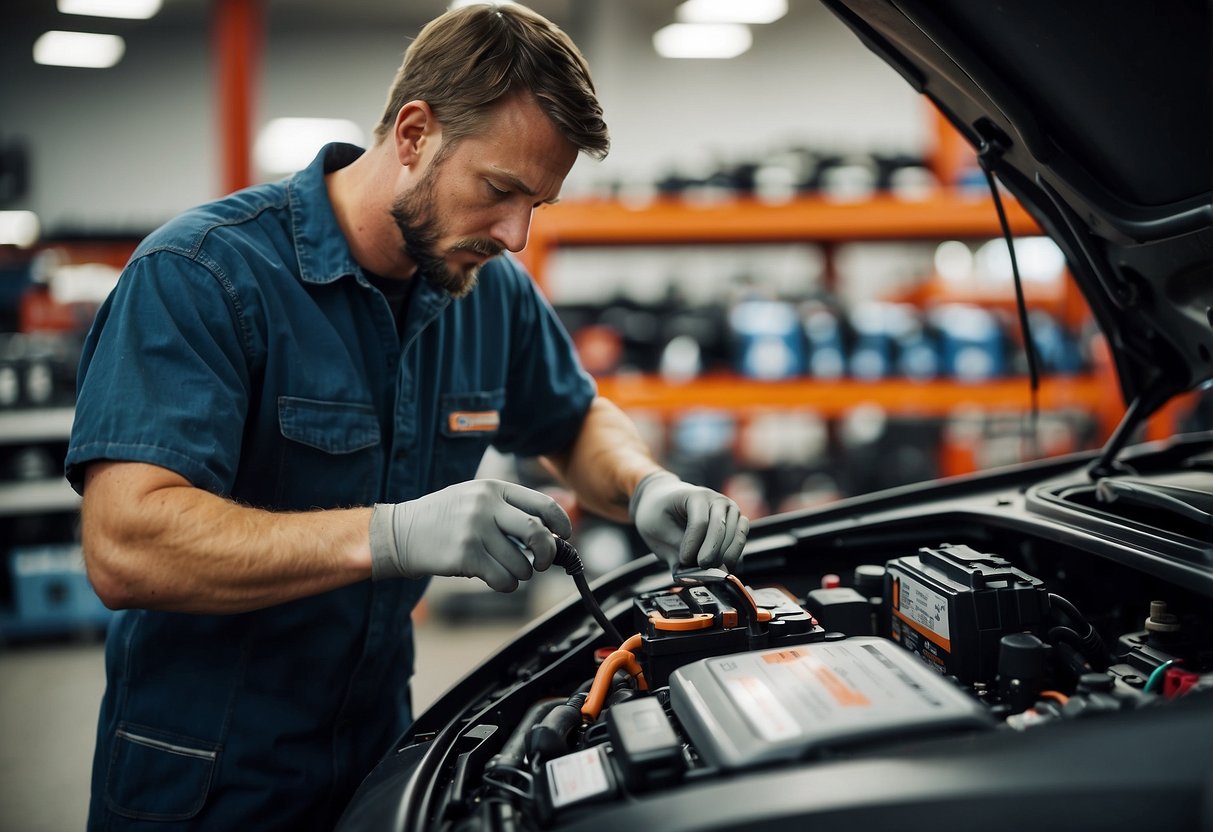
[65,4,748,830]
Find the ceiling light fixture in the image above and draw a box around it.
[33,31,126,68]
[654,23,752,59]
[448,0,516,8]
[254,118,367,176]
[675,0,788,24]
[57,0,163,20]
[0,211,41,248]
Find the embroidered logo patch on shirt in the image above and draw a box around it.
[448,410,501,433]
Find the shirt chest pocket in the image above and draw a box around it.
[276,396,382,508]
[431,389,504,490]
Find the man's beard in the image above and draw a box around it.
[389,163,503,299]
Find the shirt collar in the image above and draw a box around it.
[286,142,453,318]
[287,142,369,286]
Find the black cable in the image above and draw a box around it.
[1047,593,1107,669]
[1047,592,1086,625]
[481,771,534,802]
[553,538,626,646]
[978,151,1040,460]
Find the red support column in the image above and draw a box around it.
[214,0,262,196]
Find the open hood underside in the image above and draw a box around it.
[822,0,1213,417]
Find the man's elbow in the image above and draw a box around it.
[82,536,140,610]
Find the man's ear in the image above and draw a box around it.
[392,100,436,168]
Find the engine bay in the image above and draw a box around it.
[337,439,1213,832]
[508,545,1210,828]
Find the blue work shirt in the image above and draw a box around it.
[66,143,596,830]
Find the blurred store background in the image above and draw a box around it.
[1,1,1208,829]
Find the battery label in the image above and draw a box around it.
[722,674,801,742]
[892,571,951,649]
[710,642,943,742]
[547,747,610,809]
[673,638,990,769]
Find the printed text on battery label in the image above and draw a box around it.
[895,573,950,639]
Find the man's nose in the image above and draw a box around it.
[491,205,533,253]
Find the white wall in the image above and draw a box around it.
[572,1,928,193]
[0,26,217,233]
[1,0,927,235]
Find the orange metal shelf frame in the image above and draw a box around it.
[517,193,1041,285]
[520,193,1124,449]
[594,373,1112,420]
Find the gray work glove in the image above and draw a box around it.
[629,471,749,571]
[369,479,572,592]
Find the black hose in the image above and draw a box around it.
[1048,593,1086,626]
[484,698,563,776]
[1047,594,1108,670]
[527,692,588,764]
[554,538,626,647]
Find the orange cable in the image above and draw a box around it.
[581,635,647,721]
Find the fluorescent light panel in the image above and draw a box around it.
[0,212,40,248]
[676,0,788,24]
[255,118,366,175]
[58,0,163,19]
[654,23,752,59]
[33,31,125,68]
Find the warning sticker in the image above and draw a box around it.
[762,648,808,664]
[893,572,951,644]
[546,747,610,809]
[722,675,801,742]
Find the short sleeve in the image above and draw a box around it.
[65,250,253,495]
[493,259,596,458]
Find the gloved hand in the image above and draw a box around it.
[369,479,572,592]
[629,471,749,571]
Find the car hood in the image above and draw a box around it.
[822,0,1213,420]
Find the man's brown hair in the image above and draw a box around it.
[374,3,609,159]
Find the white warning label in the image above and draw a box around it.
[546,746,610,809]
[895,571,951,642]
[722,674,801,742]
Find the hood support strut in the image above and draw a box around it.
[977,133,1041,460]
[1088,377,1175,480]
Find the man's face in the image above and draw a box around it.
[390,94,579,298]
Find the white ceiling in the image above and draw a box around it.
[4,0,602,37]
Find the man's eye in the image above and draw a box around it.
[486,181,509,198]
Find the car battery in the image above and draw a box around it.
[669,638,992,770]
[634,573,825,687]
[885,543,1048,684]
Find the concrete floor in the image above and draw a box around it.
[0,596,525,832]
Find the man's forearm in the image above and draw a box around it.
[541,397,665,523]
[82,461,373,614]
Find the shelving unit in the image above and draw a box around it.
[520,193,1118,447]
[0,407,76,445]
[514,187,1125,509]
[518,193,1043,279]
[0,405,106,640]
[0,479,81,518]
